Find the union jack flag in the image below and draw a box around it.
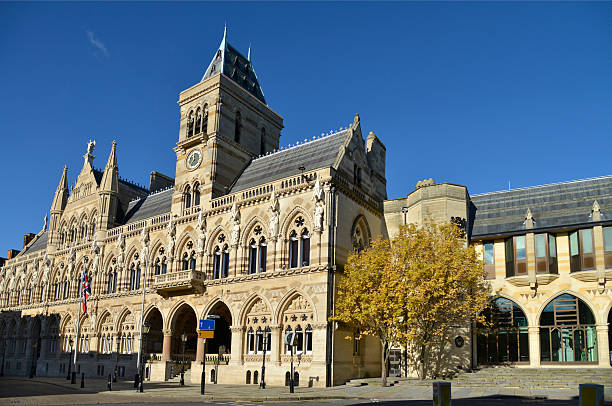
[81,269,91,313]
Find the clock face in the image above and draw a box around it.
[186,149,202,171]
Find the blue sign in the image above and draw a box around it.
[199,319,215,331]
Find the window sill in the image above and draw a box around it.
[505,275,531,287]
[535,274,559,285]
[570,270,598,282]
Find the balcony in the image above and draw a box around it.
[153,270,206,298]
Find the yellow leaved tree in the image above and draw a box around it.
[333,221,489,385]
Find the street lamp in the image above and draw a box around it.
[180,332,187,386]
[138,321,150,393]
[259,331,267,389]
[284,332,295,394]
[66,337,73,380]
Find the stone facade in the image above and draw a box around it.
[0,33,611,386]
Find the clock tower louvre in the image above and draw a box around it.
[172,29,283,216]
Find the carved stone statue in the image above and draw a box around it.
[42,252,51,284]
[115,229,125,268]
[268,190,280,239]
[30,260,39,286]
[197,211,207,255]
[67,247,76,278]
[167,216,177,258]
[314,200,324,231]
[229,202,240,247]
[90,234,100,276]
[87,139,96,155]
[43,213,48,231]
[140,227,150,263]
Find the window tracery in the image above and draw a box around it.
[244,298,271,355]
[212,234,229,279]
[281,295,314,355]
[288,217,310,269]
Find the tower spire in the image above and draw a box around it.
[100,141,119,193]
[50,165,69,212]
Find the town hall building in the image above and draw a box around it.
[0,31,611,386]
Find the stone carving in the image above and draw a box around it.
[87,139,96,155]
[167,216,177,258]
[248,298,269,315]
[43,213,48,231]
[268,190,280,240]
[286,295,311,312]
[140,226,150,264]
[42,252,51,285]
[116,229,126,267]
[30,261,39,287]
[229,202,241,247]
[67,247,76,279]
[312,179,324,231]
[90,234,101,276]
[197,211,207,255]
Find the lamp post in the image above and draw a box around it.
[66,338,73,380]
[259,333,267,389]
[138,321,150,393]
[180,332,187,386]
[284,332,295,394]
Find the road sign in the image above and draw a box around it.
[199,319,215,331]
[198,330,214,339]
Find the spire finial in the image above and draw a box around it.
[247,42,251,62]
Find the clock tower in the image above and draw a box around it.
[172,28,283,216]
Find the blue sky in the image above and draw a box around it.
[0,2,611,252]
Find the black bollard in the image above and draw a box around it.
[180,371,184,386]
[80,373,84,388]
[71,371,76,385]
[113,367,117,382]
[107,374,112,391]
[200,368,205,395]
[134,373,139,389]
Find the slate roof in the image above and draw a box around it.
[202,32,266,104]
[470,175,612,238]
[92,169,148,194]
[229,130,348,193]
[22,231,48,255]
[123,188,173,224]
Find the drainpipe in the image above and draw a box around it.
[325,186,337,387]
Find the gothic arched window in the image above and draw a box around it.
[194,183,200,206]
[195,107,202,134]
[202,107,208,135]
[213,246,221,279]
[187,111,194,138]
[184,186,192,209]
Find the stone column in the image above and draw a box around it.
[528,326,541,367]
[270,239,278,272]
[229,326,243,365]
[270,324,282,366]
[196,337,205,362]
[162,330,172,361]
[596,324,610,367]
[232,246,239,277]
[311,323,327,365]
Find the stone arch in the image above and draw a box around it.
[351,214,372,251]
[204,298,233,356]
[274,289,316,324]
[280,206,313,238]
[206,225,229,253]
[176,229,196,257]
[115,307,133,331]
[59,313,73,334]
[95,309,113,333]
[240,215,269,246]
[201,296,236,322]
[239,293,273,326]
[535,290,598,325]
[165,300,198,331]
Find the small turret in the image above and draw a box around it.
[99,141,120,230]
[48,165,69,246]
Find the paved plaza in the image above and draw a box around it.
[0,377,610,406]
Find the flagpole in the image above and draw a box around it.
[72,263,84,384]
[136,228,149,392]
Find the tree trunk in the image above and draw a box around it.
[419,344,426,380]
[381,339,387,387]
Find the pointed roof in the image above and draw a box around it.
[50,165,69,212]
[100,141,119,193]
[201,28,266,104]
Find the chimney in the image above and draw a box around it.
[7,249,20,259]
[23,233,36,249]
[149,171,175,193]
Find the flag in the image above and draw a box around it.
[81,269,91,313]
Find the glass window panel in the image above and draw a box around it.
[484,243,494,265]
[604,227,612,252]
[515,236,526,260]
[581,229,594,254]
[535,234,546,258]
[569,231,579,256]
[548,234,557,258]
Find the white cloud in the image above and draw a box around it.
[86,30,109,58]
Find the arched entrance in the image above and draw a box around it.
[476,297,529,364]
[206,301,232,355]
[540,293,597,363]
[144,308,163,354]
[170,304,197,362]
